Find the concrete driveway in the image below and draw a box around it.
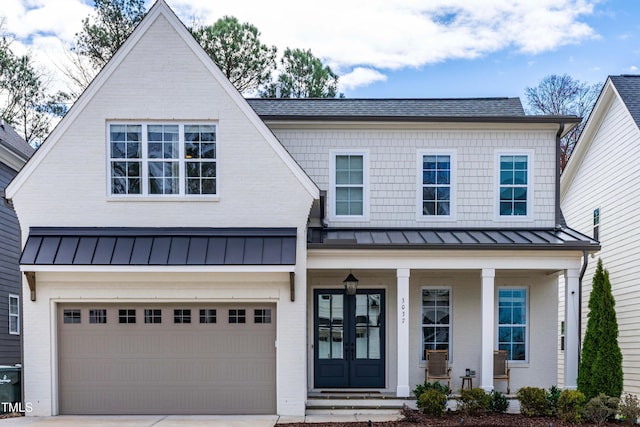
[0,415,283,426]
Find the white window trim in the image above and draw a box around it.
[106,122,219,199]
[495,286,529,364]
[329,150,369,222]
[416,149,457,222]
[8,294,19,335]
[420,286,453,362]
[494,150,534,221]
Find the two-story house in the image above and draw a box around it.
[0,121,33,366]
[561,75,640,395]
[4,0,598,417]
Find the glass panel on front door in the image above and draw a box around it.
[314,289,385,388]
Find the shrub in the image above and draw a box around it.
[557,389,587,423]
[578,259,623,400]
[546,385,562,416]
[418,389,447,417]
[413,381,451,407]
[583,393,619,425]
[619,393,640,425]
[517,387,547,417]
[489,390,509,414]
[457,388,490,415]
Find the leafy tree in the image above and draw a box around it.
[578,259,623,400]
[261,48,341,98]
[0,22,68,146]
[74,0,146,69]
[525,74,600,170]
[191,16,277,95]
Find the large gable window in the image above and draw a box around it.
[109,123,217,196]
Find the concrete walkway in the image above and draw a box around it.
[0,413,403,426]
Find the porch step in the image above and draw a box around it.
[305,396,413,415]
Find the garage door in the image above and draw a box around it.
[58,303,276,415]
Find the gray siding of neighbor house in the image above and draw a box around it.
[0,161,21,365]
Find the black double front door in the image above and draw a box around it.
[314,289,385,388]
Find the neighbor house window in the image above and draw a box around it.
[8,295,19,334]
[332,152,366,218]
[421,288,451,360]
[498,154,530,216]
[498,288,528,361]
[593,208,600,240]
[109,123,216,196]
[420,153,454,217]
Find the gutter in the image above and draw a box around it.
[555,123,565,229]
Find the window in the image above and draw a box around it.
[89,309,107,324]
[420,153,453,217]
[498,154,530,216]
[8,295,19,335]
[63,309,81,324]
[144,309,162,324]
[254,309,272,324]
[593,208,600,241]
[118,309,136,324]
[332,152,366,218]
[498,288,527,361]
[421,288,451,360]
[174,309,191,324]
[109,123,216,196]
[229,309,246,324]
[200,309,216,324]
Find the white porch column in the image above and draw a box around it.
[481,268,495,392]
[564,268,580,390]
[396,268,410,397]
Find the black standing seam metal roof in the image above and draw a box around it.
[307,227,600,251]
[21,228,297,266]
[610,75,640,129]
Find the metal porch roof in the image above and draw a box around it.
[307,227,599,251]
[21,227,297,266]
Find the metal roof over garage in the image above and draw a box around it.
[21,227,297,266]
[307,227,599,251]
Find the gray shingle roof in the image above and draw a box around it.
[21,227,297,266]
[610,75,640,129]
[0,121,34,160]
[247,98,526,119]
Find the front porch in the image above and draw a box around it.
[306,249,585,398]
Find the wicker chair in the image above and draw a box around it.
[425,349,451,388]
[493,350,511,394]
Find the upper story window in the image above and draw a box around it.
[497,153,531,218]
[109,123,216,196]
[330,151,368,220]
[418,151,455,219]
[593,208,600,240]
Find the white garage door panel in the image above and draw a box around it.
[58,304,276,415]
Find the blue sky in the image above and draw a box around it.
[2,0,639,106]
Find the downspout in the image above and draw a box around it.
[577,249,590,359]
[555,123,565,229]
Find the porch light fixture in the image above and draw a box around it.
[343,271,359,295]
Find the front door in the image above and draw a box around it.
[314,289,385,388]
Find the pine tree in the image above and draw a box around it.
[577,259,623,399]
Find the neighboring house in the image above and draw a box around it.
[561,75,640,395]
[4,0,599,417]
[0,121,33,365]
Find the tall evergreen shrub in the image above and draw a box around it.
[577,259,623,399]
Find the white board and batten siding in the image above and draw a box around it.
[562,92,640,395]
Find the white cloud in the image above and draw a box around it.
[629,65,638,72]
[339,67,387,92]
[2,0,600,92]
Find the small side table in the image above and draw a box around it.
[460,375,475,390]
